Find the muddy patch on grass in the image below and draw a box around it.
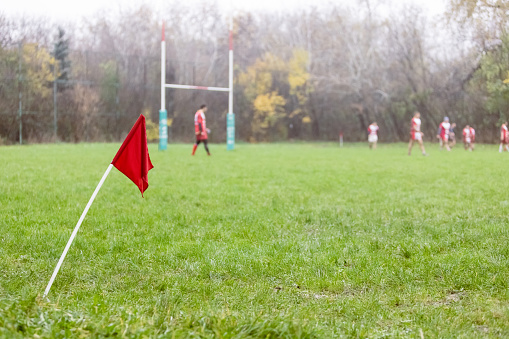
[428,291,467,307]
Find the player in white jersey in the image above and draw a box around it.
[367,122,379,149]
[462,125,475,151]
[408,112,427,156]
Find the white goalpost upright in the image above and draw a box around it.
[159,19,235,151]
[227,18,234,151]
[159,22,168,151]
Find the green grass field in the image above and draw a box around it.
[1,142,509,338]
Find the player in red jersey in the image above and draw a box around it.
[408,112,427,156]
[437,117,451,151]
[500,122,509,153]
[191,104,211,156]
[462,125,475,151]
[367,122,379,149]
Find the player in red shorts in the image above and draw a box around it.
[408,112,427,156]
[462,125,475,151]
[437,117,451,151]
[500,122,509,153]
[191,104,211,156]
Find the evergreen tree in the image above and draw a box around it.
[53,27,70,82]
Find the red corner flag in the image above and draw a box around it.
[43,115,154,300]
[111,114,154,197]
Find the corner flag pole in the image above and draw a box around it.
[43,164,114,299]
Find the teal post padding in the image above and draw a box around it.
[227,113,235,151]
[159,110,168,151]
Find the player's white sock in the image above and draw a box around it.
[500,144,503,152]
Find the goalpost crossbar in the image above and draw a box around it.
[164,84,230,92]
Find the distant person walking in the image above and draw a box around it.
[408,112,427,156]
[191,104,211,156]
[367,122,379,149]
[500,122,509,153]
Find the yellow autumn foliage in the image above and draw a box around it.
[254,92,286,115]
[22,43,57,100]
[143,109,159,142]
[504,71,509,84]
[238,50,312,141]
[288,49,313,122]
[302,116,311,123]
[238,52,286,101]
[288,49,310,93]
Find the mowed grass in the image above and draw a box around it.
[1,142,509,338]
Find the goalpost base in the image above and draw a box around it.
[159,110,168,151]
[227,113,235,150]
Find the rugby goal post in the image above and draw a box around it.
[159,20,235,151]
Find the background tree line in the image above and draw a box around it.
[0,0,508,144]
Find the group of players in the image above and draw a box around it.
[191,105,509,156]
[367,112,500,155]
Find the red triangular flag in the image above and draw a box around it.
[111,114,154,197]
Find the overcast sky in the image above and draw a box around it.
[2,0,448,22]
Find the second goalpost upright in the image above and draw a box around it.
[159,22,168,151]
[159,19,235,151]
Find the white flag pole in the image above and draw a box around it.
[43,164,114,299]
